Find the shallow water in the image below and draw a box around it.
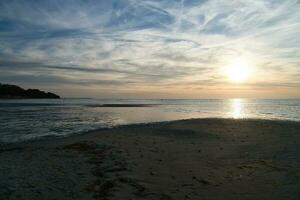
[0,99,299,142]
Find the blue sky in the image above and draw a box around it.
[0,0,299,98]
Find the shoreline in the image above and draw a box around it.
[1,118,300,199]
[1,117,299,146]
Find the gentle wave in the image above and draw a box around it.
[1,99,300,143]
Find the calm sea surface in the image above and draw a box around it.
[0,99,299,143]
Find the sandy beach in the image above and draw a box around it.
[0,118,299,200]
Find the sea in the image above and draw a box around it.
[0,98,299,143]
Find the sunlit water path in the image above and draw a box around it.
[0,99,299,142]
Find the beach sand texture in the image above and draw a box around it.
[0,118,299,200]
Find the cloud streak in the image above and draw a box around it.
[0,0,299,97]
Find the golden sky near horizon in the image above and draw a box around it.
[0,0,299,98]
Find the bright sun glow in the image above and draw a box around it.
[227,58,251,83]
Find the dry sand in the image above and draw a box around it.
[0,118,299,200]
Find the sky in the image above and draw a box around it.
[0,0,299,99]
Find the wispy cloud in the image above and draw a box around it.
[0,0,299,97]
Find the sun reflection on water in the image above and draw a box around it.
[231,99,244,119]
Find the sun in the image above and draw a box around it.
[226,58,251,83]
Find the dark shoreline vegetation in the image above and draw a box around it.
[0,118,299,200]
[0,83,60,99]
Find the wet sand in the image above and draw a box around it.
[0,118,299,200]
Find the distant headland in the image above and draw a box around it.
[0,83,60,99]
